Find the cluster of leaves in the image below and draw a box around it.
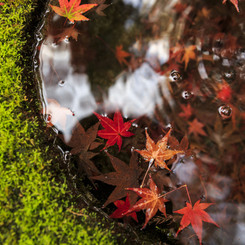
[42,0,245,244]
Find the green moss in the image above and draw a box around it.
[0,1,116,244]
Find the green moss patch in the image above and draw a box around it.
[0,1,117,244]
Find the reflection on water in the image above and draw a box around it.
[36,0,245,244]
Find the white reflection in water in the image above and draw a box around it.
[104,62,162,117]
[39,37,97,142]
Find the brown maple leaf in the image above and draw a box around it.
[89,0,110,16]
[175,200,219,245]
[115,45,131,66]
[135,129,184,171]
[188,118,207,138]
[124,176,169,229]
[59,122,101,178]
[54,26,80,43]
[92,152,143,207]
[168,135,192,157]
[181,45,196,70]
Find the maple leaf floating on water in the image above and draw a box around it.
[50,0,98,23]
[89,0,110,16]
[115,45,131,66]
[175,200,219,245]
[136,129,184,171]
[110,194,138,222]
[188,118,207,138]
[181,45,196,70]
[222,0,239,12]
[94,111,135,151]
[92,152,143,207]
[124,177,168,229]
[178,104,193,120]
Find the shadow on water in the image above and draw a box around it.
[35,0,245,244]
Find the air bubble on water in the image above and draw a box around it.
[102,113,107,117]
[223,70,236,81]
[170,70,182,82]
[132,123,138,127]
[182,91,194,100]
[58,80,65,87]
[218,105,232,119]
[131,146,135,152]
[213,54,220,61]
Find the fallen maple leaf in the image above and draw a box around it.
[89,0,109,16]
[94,111,135,151]
[54,26,80,43]
[216,80,232,103]
[175,200,219,245]
[178,104,193,120]
[222,0,239,12]
[181,45,196,70]
[135,129,184,171]
[50,0,97,23]
[92,152,143,207]
[59,122,101,178]
[115,45,131,66]
[110,194,138,222]
[124,177,168,229]
[188,118,207,138]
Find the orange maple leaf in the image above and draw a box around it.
[50,0,97,23]
[175,200,219,245]
[188,118,207,138]
[115,45,131,66]
[181,45,196,70]
[124,177,168,229]
[135,129,184,171]
[222,0,239,12]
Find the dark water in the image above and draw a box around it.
[35,0,245,244]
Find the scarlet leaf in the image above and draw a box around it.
[124,177,168,229]
[94,111,135,151]
[222,0,239,12]
[188,118,207,138]
[175,200,219,245]
[115,45,131,66]
[92,152,143,207]
[135,129,184,171]
[50,0,97,23]
[110,194,138,222]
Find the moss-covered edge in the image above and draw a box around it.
[0,1,117,244]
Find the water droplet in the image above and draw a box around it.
[218,105,232,119]
[223,69,236,82]
[170,70,182,82]
[182,91,194,100]
[131,146,135,152]
[58,80,65,87]
[132,123,138,127]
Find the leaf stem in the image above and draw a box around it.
[140,159,154,188]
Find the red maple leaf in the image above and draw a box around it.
[175,200,219,245]
[178,104,193,120]
[188,118,207,138]
[94,111,135,151]
[110,194,138,222]
[50,0,97,23]
[222,0,239,12]
[124,177,168,229]
[115,45,131,66]
[216,80,232,103]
